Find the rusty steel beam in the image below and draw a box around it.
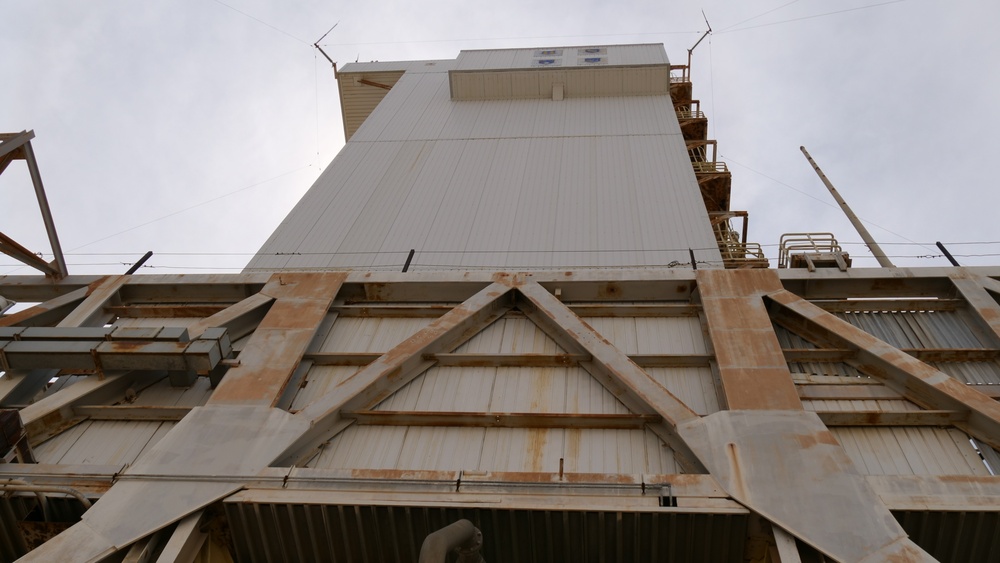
[696,270,802,410]
[767,288,1000,451]
[783,347,1000,362]
[0,231,61,277]
[0,286,89,328]
[58,275,128,328]
[209,272,345,407]
[276,282,516,466]
[347,410,661,429]
[816,410,966,426]
[185,291,275,341]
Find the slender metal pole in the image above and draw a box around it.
[124,251,154,275]
[936,241,961,267]
[799,146,895,268]
[401,249,415,273]
[22,138,68,277]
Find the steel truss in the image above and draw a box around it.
[1,267,1000,561]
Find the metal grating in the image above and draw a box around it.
[223,502,747,563]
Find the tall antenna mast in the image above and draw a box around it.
[313,22,339,74]
[687,11,713,70]
[800,146,895,268]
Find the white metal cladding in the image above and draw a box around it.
[247,48,720,272]
[453,44,670,71]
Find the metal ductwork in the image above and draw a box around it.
[418,519,485,563]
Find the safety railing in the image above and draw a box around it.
[778,232,845,269]
[691,161,728,174]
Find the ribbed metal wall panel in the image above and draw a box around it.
[837,310,987,349]
[646,367,720,415]
[895,510,1000,563]
[833,427,990,476]
[307,426,676,474]
[247,50,719,272]
[224,502,747,563]
[33,420,173,466]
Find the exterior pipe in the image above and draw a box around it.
[800,146,895,268]
[0,479,93,522]
[418,519,486,563]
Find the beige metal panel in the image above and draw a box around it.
[487,367,627,414]
[131,376,214,407]
[934,361,1000,385]
[308,425,407,469]
[801,399,921,412]
[585,317,639,353]
[646,367,720,415]
[309,425,675,474]
[375,366,497,412]
[634,317,708,353]
[34,420,173,465]
[338,70,406,140]
[289,365,358,410]
[451,315,507,352]
[833,427,991,476]
[319,317,434,352]
[838,310,987,348]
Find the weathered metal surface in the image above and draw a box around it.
[950,273,1000,347]
[0,286,89,328]
[696,270,802,410]
[209,272,344,407]
[0,338,228,373]
[516,282,699,427]
[767,288,1000,451]
[348,410,660,429]
[57,276,128,328]
[184,291,274,340]
[278,282,515,466]
[816,410,965,426]
[678,410,934,562]
[20,405,311,561]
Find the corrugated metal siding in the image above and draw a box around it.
[248,54,720,272]
[895,510,1000,563]
[832,427,990,476]
[33,420,174,466]
[31,377,212,466]
[307,426,676,474]
[224,502,747,563]
[837,310,987,348]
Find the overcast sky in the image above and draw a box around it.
[3,0,999,277]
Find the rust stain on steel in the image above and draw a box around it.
[697,270,802,411]
[597,282,622,299]
[209,272,346,407]
[794,431,839,449]
[526,428,547,472]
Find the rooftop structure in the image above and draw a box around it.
[1,44,1000,562]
